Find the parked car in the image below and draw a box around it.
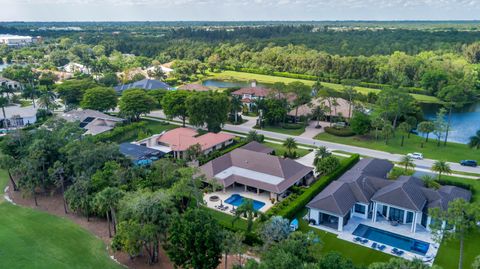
[407,152,424,160]
[460,160,477,167]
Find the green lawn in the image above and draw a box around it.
[143,119,178,134]
[205,206,255,232]
[209,71,441,104]
[434,230,480,269]
[254,124,306,136]
[263,141,311,158]
[315,132,479,163]
[0,170,121,269]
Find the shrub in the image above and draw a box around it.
[265,154,360,220]
[94,121,148,143]
[324,126,355,137]
[198,140,248,165]
[282,123,304,130]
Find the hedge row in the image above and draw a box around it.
[198,140,248,165]
[94,121,148,143]
[324,126,355,137]
[266,154,360,220]
[358,82,428,95]
[225,66,342,84]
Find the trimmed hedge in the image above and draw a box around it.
[198,140,248,165]
[282,123,305,130]
[94,121,148,143]
[266,154,360,220]
[324,126,355,137]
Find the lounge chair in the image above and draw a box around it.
[222,205,229,211]
[377,245,386,251]
[353,237,362,242]
[423,254,434,262]
[371,242,378,249]
[361,239,369,244]
[397,250,404,256]
[391,248,399,254]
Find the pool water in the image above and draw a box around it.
[353,224,430,255]
[224,194,266,211]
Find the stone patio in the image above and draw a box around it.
[204,186,275,215]
[309,215,439,265]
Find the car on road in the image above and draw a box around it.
[407,152,424,160]
[460,160,477,167]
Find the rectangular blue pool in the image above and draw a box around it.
[225,194,265,211]
[353,224,430,255]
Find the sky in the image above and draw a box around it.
[1,0,480,21]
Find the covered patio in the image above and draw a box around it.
[204,185,274,215]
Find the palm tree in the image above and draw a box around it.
[231,95,243,124]
[234,199,256,232]
[0,154,18,191]
[0,95,10,129]
[314,146,331,166]
[312,104,327,128]
[283,137,297,157]
[398,122,411,147]
[468,130,480,150]
[93,187,124,237]
[37,88,57,112]
[343,87,358,119]
[432,160,452,180]
[399,155,416,172]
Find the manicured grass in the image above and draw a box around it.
[297,210,391,266]
[315,132,479,163]
[0,170,121,269]
[254,124,306,136]
[434,230,480,269]
[205,206,254,232]
[143,119,178,134]
[209,71,440,104]
[263,142,311,158]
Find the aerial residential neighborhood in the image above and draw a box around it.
[1,4,480,269]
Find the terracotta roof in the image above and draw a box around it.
[232,87,271,97]
[288,98,351,118]
[178,84,211,92]
[200,148,313,194]
[157,127,234,152]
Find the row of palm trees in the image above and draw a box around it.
[399,155,452,180]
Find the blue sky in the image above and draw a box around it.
[1,0,479,21]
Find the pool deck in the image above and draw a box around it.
[204,187,274,215]
[309,216,439,265]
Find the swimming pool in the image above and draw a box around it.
[224,194,266,211]
[353,224,430,255]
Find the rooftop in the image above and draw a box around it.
[113,79,172,93]
[157,127,234,152]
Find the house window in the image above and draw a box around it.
[389,207,405,222]
[354,204,366,214]
[406,212,414,223]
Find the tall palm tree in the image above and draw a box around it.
[283,137,297,157]
[314,146,331,166]
[231,95,243,124]
[399,155,416,172]
[468,130,480,150]
[37,88,57,112]
[432,160,452,180]
[0,95,10,129]
[312,104,327,128]
[234,199,256,232]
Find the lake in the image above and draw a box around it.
[421,102,480,144]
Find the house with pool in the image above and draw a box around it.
[200,141,314,212]
[306,158,471,262]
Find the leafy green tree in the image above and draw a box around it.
[468,130,480,150]
[263,98,288,126]
[312,104,327,127]
[318,252,357,269]
[315,156,340,175]
[398,121,411,147]
[185,143,202,162]
[37,87,58,112]
[342,87,358,119]
[371,116,384,141]
[0,96,9,129]
[381,122,394,145]
[429,199,480,269]
[432,160,451,180]
[288,81,312,121]
[65,178,93,220]
[0,154,18,191]
[167,208,223,269]
[55,79,97,109]
[147,66,166,80]
[369,258,442,269]
[186,91,230,132]
[283,137,297,158]
[119,89,155,121]
[399,155,415,172]
[314,146,331,166]
[350,111,371,135]
[234,198,256,232]
[147,89,168,109]
[375,88,415,128]
[464,41,480,64]
[245,130,264,143]
[433,108,447,146]
[162,90,190,126]
[80,86,117,112]
[260,216,290,248]
[91,161,124,192]
[221,231,245,269]
[472,255,480,269]
[417,121,435,142]
[438,85,469,146]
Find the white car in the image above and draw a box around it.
[407,152,424,160]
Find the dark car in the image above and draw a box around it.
[460,160,477,167]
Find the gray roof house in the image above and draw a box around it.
[0,105,38,129]
[113,79,172,94]
[119,142,166,166]
[307,158,471,233]
[200,142,313,200]
[58,109,124,135]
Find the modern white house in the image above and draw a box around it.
[307,158,472,233]
[0,35,33,46]
[0,105,37,128]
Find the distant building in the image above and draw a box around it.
[231,81,296,111]
[62,63,90,75]
[0,105,37,128]
[0,35,33,46]
[0,77,21,90]
[119,142,166,166]
[113,79,173,94]
[288,98,352,120]
[58,109,124,135]
[135,127,234,159]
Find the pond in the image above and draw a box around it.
[0,63,11,72]
[421,102,480,144]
